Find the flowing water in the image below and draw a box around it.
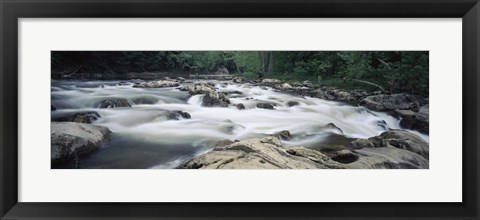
[51,80,429,169]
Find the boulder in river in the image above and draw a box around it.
[394,104,429,134]
[51,122,111,165]
[287,101,300,107]
[167,111,191,120]
[235,103,246,110]
[97,98,131,108]
[272,130,292,140]
[360,93,426,112]
[256,103,275,109]
[202,92,230,107]
[52,111,101,124]
[51,105,57,111]
[133,80,180,88]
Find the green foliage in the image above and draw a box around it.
[51,51,429,96]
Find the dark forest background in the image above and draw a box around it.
[52,51,429,96]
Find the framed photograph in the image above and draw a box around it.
[1,0,479,219]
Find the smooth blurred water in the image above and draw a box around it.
[51,80,429,169]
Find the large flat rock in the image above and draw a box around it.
[51,122,111,165]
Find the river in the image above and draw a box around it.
[51,79,429,169]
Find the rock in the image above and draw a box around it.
[167,111,191,120]
[325,123,344,134]
[256,103,275,109]
[132,97,158,105]
[261,78,281,84]
[353,130,429,159]
[287,101,300,107]
[176,77,186,82]
[177,137,345,169]
[303,80,312,87]
[395,105,429,134]
[133,80,180,88]
[51,122,111,165]
[314,87,356,103]
[202,92,230,107]
[97,99,131,108]
[232,77,243,83]
[236,103,246,110]
[51,105,57,111]
[275,83,293,90]
[52,111,101,124]
[182,83,216,95]
[337,147,429,169]
[360,94,426,112]
[272,130,291,140]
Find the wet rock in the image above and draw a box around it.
[314,87,356,103]
[326,123,344,134]
[272,130,292,140]
[133,80,180,88]
[353,130,429,159]
[360,94,426,112]
[176,77,186,82]
[97,99,131,108]
[275,83,293,90]
[132,97,157,105]
[51,122,111,165]
[236,103,246,110]
[287,101,300,107]
[51,105,57,111]
[340,147,429,169]
[182,83,216,95]
[177,137,345,169]
[256,103,275,109]
[395,105,429,134]
[329,150,359,164]
[232,77,243,83]
[261,78,281,84]
[52,111,101,124]
[167,111,191,120]
[202,92,230,107]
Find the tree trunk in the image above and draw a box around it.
[258,52,265,78]
[267,51,274,73]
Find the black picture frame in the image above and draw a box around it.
[1,0,479,219]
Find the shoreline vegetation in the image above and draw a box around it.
[51,51,429,169]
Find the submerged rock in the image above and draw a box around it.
[97,98,131,108]
[51,122,111,165]
[52,111,101,124]
[236,103,246,110]
[287,101,300,107]
[167,111,191,120]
